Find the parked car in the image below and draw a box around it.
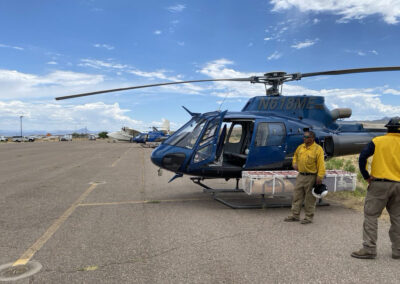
[12,136,23,142]
[0,136,7,142]
[12,136,34,142]
[59,134,72,141]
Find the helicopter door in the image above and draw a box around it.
[245,121,287,169]
[188,111,227,169]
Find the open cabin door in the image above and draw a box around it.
[187,111,227,170]
[245,121,287,169]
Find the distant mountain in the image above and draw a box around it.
[355,117,390,124]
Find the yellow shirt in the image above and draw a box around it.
[370,133,400,182]
[293,142,326,179]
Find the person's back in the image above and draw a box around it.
[370,134,400,182]
[352,117,400,260]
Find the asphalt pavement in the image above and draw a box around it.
[0,141,399,283]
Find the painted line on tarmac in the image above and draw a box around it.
[78,198,211,207]
[111,147,132,167]
[12,182,101,267]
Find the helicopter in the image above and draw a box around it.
[132,126,170,144]
[56,67,400,185]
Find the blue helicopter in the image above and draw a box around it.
[56,67,400,184]
[131,127,170,144]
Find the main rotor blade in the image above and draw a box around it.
[301,66,400,78]
[55,78,252,100]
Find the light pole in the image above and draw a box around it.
[20,115,23,140]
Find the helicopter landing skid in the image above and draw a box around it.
[190,177,244,194]
[190,177,330,209]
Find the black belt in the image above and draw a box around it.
[299,172,317,176]
[373,178,399,183]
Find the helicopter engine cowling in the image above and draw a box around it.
[323,134,379,157]
[330,108,352,120]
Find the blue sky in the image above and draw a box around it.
[1,0,400,134]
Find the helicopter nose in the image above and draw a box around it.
[151,146,187,172]
[150,148,163,167]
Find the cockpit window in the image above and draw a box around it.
[199,118,219,146]
[165,118,207,149]
[228,124,242,143]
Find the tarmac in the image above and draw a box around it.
[0,141,399,283]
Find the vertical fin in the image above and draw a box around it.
[182,106,200,117]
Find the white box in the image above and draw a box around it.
[241,170,356,196]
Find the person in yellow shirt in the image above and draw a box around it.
[284,130,326,224]
[351,117,400,259]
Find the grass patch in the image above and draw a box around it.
[324,156,389,221]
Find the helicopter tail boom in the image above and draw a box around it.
[324,132,384,157]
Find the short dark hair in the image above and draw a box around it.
[305,131,315,138]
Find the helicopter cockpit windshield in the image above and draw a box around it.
[164,117,207,149]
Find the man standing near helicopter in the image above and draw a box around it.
[351,117,400,259]
[284,130,326,224]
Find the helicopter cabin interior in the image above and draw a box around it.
[220,119,254,168]
[217,118,290,171]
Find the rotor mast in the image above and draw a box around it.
[250,71,302,96]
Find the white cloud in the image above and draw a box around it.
[264,22,290,42]
[167,4,186,13]
[0,100,145,132]
[267,51,283,60]
[154,30,162,35]
[345,49,378,56]
[79,59,128,70]
[0,43,24,51]
[78,58,181,81]
[0,69,104,99]
[79,58,207,95]
[47,61,58,65]
[199,59,249,79]
[78,59,204,94]
[270,0,400,24]
[198,59,269,98]
[320,89,400,120]
[93,43,115,50]
[383,88,400,95]
[291,39,318,49]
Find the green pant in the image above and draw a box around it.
[291,174,317,220]
[363,180,400,255]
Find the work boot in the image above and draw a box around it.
[393,249,400,259]
[351,248,376,259]
[300,219,312,224]
[284,216,299,222]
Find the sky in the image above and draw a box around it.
[1,0,400,134]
